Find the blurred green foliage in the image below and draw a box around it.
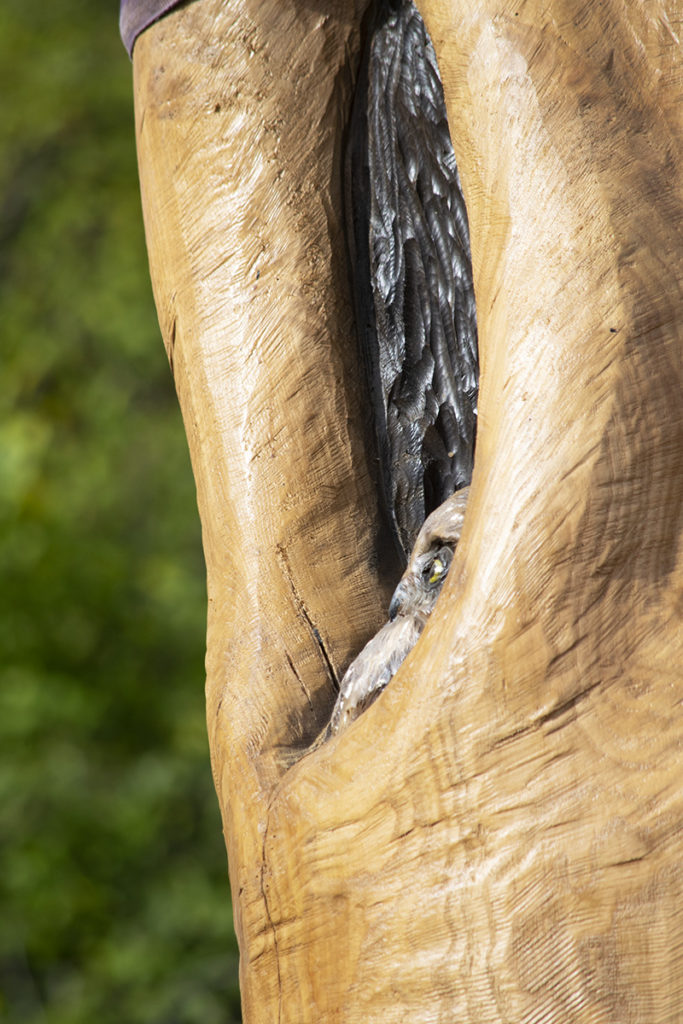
[0,1,241,1020]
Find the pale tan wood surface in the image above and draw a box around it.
[134,0,682,1020]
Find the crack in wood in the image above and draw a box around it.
[259,817,283,1024]
[276,544,340,692]
[284,649,314,711]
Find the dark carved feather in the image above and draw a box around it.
[345,0,478,559]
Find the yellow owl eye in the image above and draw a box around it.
[428,557,445,584]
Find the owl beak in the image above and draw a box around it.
[389,579,409,620]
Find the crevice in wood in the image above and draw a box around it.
[167,314,176,375]
[538,681,600,726]
[284,649,314,712]
[276,544,340,691]
[493,681,601,749]
[259,816,282,1024]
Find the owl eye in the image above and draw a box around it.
[428,557,445,583]
[421,546,453,587]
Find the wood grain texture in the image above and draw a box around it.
[133,0,683,1020]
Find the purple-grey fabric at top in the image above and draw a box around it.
[120,0,190,57]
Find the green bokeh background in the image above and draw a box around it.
[0,1,241,1020]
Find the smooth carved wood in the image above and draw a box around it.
[133,0,683,1021]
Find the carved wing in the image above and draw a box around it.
[345,0,479,559]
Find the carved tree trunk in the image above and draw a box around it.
[132,0,682,1021]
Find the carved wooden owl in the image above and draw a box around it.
[326,0,478,739]
[328,487,469,735]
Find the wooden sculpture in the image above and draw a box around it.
[132,0,682,1020]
